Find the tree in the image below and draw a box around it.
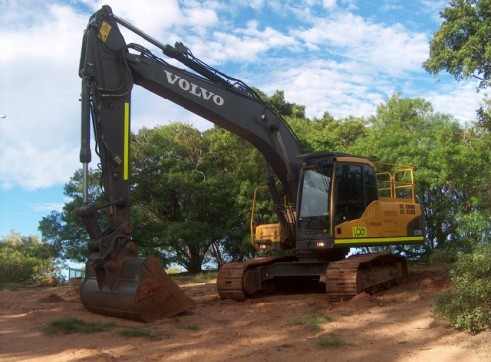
[204,127,269,263]
[423,0,491,128]
[288,114,367,152]
[39,169,103,263]
[131,123,259,272]
[352,94,491,255]
[0,231,59,284]
[477,96,491,130]
[424,0,491,87]
[39,121,268,271]
[254,88,306,119]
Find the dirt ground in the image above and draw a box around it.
[1,266,490,362]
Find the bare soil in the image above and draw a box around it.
[1,265,490,362]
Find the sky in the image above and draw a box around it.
[0,0,485,239]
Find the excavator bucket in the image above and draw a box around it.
[80,256,195,322]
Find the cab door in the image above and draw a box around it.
[333,163,378,225]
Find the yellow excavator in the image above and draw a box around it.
[77,6,425,321]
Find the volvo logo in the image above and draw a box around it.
[163,70,224,106]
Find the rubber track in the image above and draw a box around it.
[325,252,406,302]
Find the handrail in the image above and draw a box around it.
[393,168,415,201]
[376,164,416,202]
[250,185,269,245]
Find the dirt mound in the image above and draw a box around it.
[405,267,450,291]
[345,291,380,307]
[38,293,66,303]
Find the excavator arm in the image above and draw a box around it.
[78,5,303,321]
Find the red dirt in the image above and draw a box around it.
[1,266,490,362]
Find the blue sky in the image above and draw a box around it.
[0,0,484,239]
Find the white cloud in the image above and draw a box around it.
[84,0,222,39]
[30,202,65,213]
[130,87,213,131]
[0,142,78,190]
[292,12,429,77]
[424,81,482,123]
[183,6,219,28]
[84,0,184,34]
[173,18,298,65]
[255,56,483,123]
[0,0,484,194]
[323,0,337,9]
[380,0,403,12]
[420,0,447,24]
[0,2,86,190]
[258,58,383,119]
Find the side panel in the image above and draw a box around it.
[333,200,425,246]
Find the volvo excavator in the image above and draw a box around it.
[78,6,425,321]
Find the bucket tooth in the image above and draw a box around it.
[81,256,195,322]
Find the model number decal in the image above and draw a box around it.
[352,227,367,237]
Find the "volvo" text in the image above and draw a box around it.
[164,70,224,106]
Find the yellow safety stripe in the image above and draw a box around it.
[123,102,130,180]
[335,236,424,245]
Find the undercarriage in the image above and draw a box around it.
[217,252,407,301]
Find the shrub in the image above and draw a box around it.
[289,312,332,331]
[429,247,458,266]
[44,318,114,335]
[317,334,346,348]
[432,243,491,334]
[0,249,41,284]
[0,233,59,284]
[119,327,152,338]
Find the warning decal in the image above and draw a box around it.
[98,21,112,42]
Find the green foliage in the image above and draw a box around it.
[429,247,460,266]
[38,88,491,273]
[253,88,305,118]
[352,94,491,252]
[0,232,58,284]
[288,114,367,152]
[289,312,332,331]
[119,327,152,338]
[39,169,103,263]
[131,123,258,271]
[423,0,491,128]
[423,0,491,88]
[433,243,491,334]
[170,315,201,331]
[44,318,114,335]
[171,271,218,285]
[477,97,491,131]
[316,334,346,349]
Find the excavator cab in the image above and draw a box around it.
[253,152,424,251]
